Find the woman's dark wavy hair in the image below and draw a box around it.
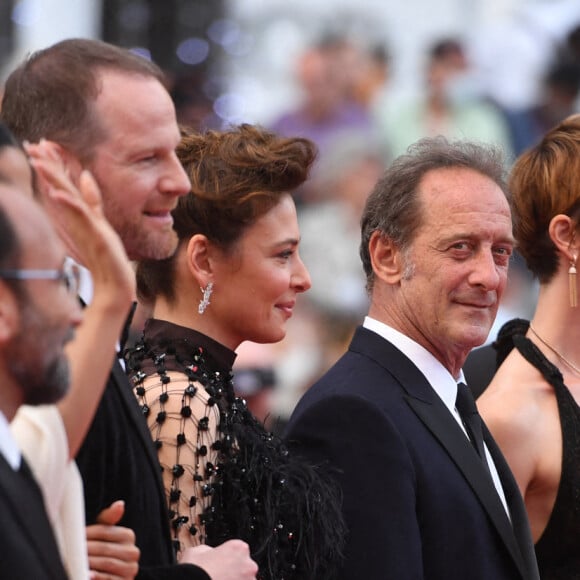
[137,124,317,303]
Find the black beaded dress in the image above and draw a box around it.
[125,318,345,580]
[495,319,580,580]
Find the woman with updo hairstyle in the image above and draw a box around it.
[126,124,345,579]
[479,113,580,579]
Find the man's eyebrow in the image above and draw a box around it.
[438,230,516,243]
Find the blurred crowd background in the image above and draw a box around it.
[2,0,580,428]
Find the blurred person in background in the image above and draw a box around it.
[349,43,391,115]
[167,71,221,133]
[384,37,513,159]
[232,341,279,430]
[295,134,386,401]
[299,134,385,313]
[504,60,580,156]
[270,34,385,206]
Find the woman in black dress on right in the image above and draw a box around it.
[479,113,580,579]
[125,124,345,579]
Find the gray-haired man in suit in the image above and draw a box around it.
[285,137,540,580]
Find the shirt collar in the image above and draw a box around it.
[363,316,464,414]
[0,410,21,470]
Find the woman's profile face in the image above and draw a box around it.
[209,194,311,350]
[0,146,34,197]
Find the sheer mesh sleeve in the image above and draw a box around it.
[134,370,220,554]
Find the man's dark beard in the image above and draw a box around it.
[9,353,71,406]
[5,313,72,406]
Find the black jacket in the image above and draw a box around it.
[0,455,68,579]
[285,326,539,580]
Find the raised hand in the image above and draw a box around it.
[25,139,135,299]
[24,139,137,457]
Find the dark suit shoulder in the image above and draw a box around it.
[0,457,68,579]
[284,356,422,579]
[288,333,421,427]
[284,326,539,580]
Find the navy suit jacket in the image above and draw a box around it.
[285,326,539,580]
[0,455,68,579]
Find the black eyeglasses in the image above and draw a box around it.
[0,258,81,296]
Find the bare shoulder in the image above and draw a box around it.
[478,349,554,447]
[478,348,561,492]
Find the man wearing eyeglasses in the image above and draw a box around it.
[0,184,82,578]
[0,258,81,297]
[1,38,257,580]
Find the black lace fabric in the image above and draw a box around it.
[132,366,220,546]
[494,319,580,579]
[125,318,345,580]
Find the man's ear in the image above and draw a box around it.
[369,230,405,285]
[0,282,19,345]
[549,214,578,261]
[50,142,85,185]
[186,234,214,288]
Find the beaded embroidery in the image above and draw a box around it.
[131,346,221,548]
[126,319,346,580]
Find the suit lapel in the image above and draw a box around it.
[350,327,530,579]
[0,455,66,579]
[405,395,527,577]
[483,425,540,579]
[81,298,162,491]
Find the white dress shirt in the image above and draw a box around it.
[0,410,21,470]
[363,316,510,516]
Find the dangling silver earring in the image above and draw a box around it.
[570,254,578,308]
[198,282,213,314]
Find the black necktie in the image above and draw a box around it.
[455,382,493,479]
